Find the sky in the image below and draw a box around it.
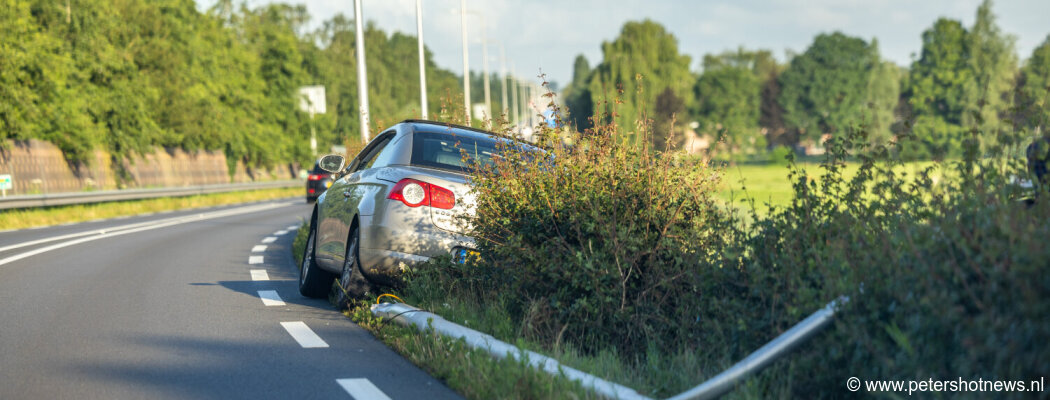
[196,0,1050,86]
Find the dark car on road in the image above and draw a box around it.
[305,162,335,203]
[299,119,538,308]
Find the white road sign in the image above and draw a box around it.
[298,86,326,115]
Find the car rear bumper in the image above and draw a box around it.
[357,205,474,283]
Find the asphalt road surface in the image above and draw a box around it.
[0,199,462,400]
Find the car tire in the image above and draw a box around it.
[299,214,335,298]
[332,224,373,310]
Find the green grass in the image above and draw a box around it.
[715,161,941,212]
[346,301,599,400]
[0,186,302,230]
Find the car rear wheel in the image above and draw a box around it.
[299,216,334,297]
[332,225,373,310]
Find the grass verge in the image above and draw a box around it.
[0,186,302,230]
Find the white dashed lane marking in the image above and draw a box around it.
[273,230,289,236]
[251,245,267,253]
[249,256,264,265]
[261,237,277,244]
[250,269,270,281]
[336,379,392,400]
[257,290,286,306]
[281,322,329,348]
[286,225,299,230]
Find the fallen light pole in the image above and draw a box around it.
[667,297,849,400]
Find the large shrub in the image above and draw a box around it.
[465,111,738,355]
[724,129,1050,397]
[399,97,1049,397]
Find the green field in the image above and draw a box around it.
[715,161,941,212]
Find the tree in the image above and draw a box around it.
[963,0,1017,150]
[1017,35,1050,136]
[587,20,694,146]
[0,0,85,153]
[778,32,882,143]
[652,87,684,150]
[864,42,903,146]
[901,18,972,158]
[693,48,779,152]
[563,54,593,130]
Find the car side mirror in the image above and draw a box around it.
[317,154,345,173]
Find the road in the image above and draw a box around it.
[0,199,462,400]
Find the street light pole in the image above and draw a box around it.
[499,44,508,119]
[459,0,471,126]
[510,66,519,126]
[416,0,427,119]
[481,19,491,127]
[354,0,371,142]
[518,79,526,126]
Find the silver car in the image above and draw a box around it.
[299,120,525,307]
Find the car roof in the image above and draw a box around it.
[398,119,522,143]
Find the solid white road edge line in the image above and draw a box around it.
[251,245,268,253]
[0,215,203,253]
[250,269,270,281]
[0,202,294,266]
[249,256,264,265]
[280,321,329,348]
[336,379,392,400]
[257,290,286,306]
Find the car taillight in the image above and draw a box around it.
[308,174,326,181]
[387,178,455,210]
[430,185,455,209]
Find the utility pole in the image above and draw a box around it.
[481,19,491,127]
[499,44,508,119]
[416,0,427,119]
[354,0,371,142]
[510,68,519,126]
[459,0,471,126]
[519,79,527,126]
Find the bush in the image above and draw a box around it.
[396,93,1049,397]
[726,129,1050,397]
[465,111,739,356]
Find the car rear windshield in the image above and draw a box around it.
[410,131,508,173]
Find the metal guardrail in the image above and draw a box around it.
[0,180,301,210]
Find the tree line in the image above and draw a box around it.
[0,0,493,174]
[3,0,1047,172]
[562,0,1050,159]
